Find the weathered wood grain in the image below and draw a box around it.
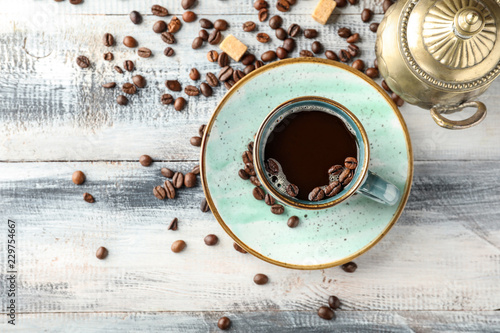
[0,161,498,314]
[3,311,500,332]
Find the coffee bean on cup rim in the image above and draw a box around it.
[117,95,128,105]
[72,170,86,185]
[76,55,90,68]
[151,4,168,17]
[233,242,247,253]
[161,167,175,178]
[287,216,299,228]
[183,11,197,23]
[342,261,358,273]
[171,240,186,253]
[329,295,341,310]
[130,10,142,24]
[189,68,200,80]
[204,234,219,246]
[168,218,178,230]
[218,317,231,330]
[83,192,95,203]
[361,8,373,22]
[200,198,210,212]
[153,185,167,200]
[318,306,335,320]
[96,246,108,259]
[123,36,138,48]
[253,273,269,285]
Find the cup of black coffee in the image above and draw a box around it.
[253,96,401,210]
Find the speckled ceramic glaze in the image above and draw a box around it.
[201,58,413,270]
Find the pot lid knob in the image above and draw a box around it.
[454,8,484,37]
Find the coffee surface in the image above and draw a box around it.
[264,110,357,200]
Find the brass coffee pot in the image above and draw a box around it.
[376,0,500,129]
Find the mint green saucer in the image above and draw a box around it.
[201,58,413,270]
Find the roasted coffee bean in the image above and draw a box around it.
[329,296,341,310]
[365,67,379,78]
[241,54,256,65]
[190,136,202,146]
[244,163,256,176]
[96,246,108,260]
[123,36,138,48]
[269,15,283,29]
[338,168,351,183]
[287,216,299,228]
[325,181,342,197]
[339,49,351,62]
[288,23,301,37]
[103,33,114,46]
[174,97,186,111]
[207,50,218,62]
[265,159,279,174]
[374,59,378,69]
[182,0,196,9]
[383,0,393,13]
[151,4,168,16]
[338,27,351,38]
[103,52,113,61]
[243,21,257,32]
[342,261,357,273]
[244,64,256,74]
[139,154,153,166]
[370,22,379,32]
[122,83,137,95]
[166,80,182,91]
[275,28,287,40]
[233,70,245,82]
[172,172,184,188]
[381,80,392,93]
[286,0,298,4]
[153,186,167,200]
[335,0,347,7]
[72,170,85,185]
[208,29,222,45]
[102,82,116,89]
[255,60,265,68]
[258,8,269,22]
[347,33,360,43]
[225,80,235,91]
[391,92,405,107]
[124,60,134,71]
[361,8,373,22]
[168,16,182,33]
[164,180,176,199]
[76,55,90,68]
[300,50,314,57]
[199,124,207,137]
[168,218,178,230]
[132,75,146,88]
[204,234,219,246]
[342,172,354,186]
[192,37,203,49]
[282,38,295,52]
[164,47,175,57]
[325,50,338,61]
[189,68,201,81]
[200,198,210,212]
[318,306,335,320]
[161,167,175,178]
[171,240,186,253]
[254,0,268,10]
[218,317,231,330]
[345,157,358,170]
[352,59,365,71]
[218,66,234,81]
[238,169,250,180]
[161,32,176,44]
[261,50,277,62]
[348,0,358,4]
[185,85,200,96]
[242,150,253,164]
[257,33,270,43]
[117,95,128,105]
[253,187,265,200]
[254,273,269,285]
[264,193,275,206]
[192,165,200,174]
[250,176,262,187]
[328,165,344,176]
[130,10,142,24]
[308,187,325,201]
[206,72,219,87]
[183,11,197,23]
[153,20,167,33]
[218,52,229,67]
[248,142,254,152]
[276,0,290,12]
[69,0,82,4]
[286,183,299,197]
[311,41,323,54]
[199,29,209,41]
[304,29,318,39]
[184,172,197,188]
[271,204,284,215]
[214,19,229,31]
[200,82,213,97]
[138,47,152,58]
[161,93,174,105]
[276,47,288,59]
[199,18,213,29]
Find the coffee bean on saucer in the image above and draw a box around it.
[247,141,254,152]
[192,165,200,174]
[207,50,219,62]
[199,29,209,41]
[164,47,175,57]
[164,180,176,199]
[96,246,108,260]
[287,216,299,228]
[261,50,276,62]
[192,37,204,49]
[214,19,229,31]
[370,22,380,33]
[83,192,95,203]
[218,52,230,67]
[342,261,357,273]
[253,273,269,285]
[161,32,176,44]
[325,50,338,61]
[117,95,128,106]
[271,204,284,215]
[122,83,137,95]
[183,11,197,23]
[276,0,290,12]
[324,181,342,197]
[318,306,335,320]
[152,4,169,16]
[335,0,347,7]
[250,176,262,187]
[275,28,287,40]
[352,59,365,71]
[123,36,138,48]
[153,186,167,200]
[139,154,153,166]
[365,67,379,78]
[391,92,405,107]
[168,16,182,33]
[264,194,275,206]
[338,27,351,38]
[288,23,301,37]
[172,172,184,188]
[339,49,351,62]
[257,33,270,43]
[182,0,195,10]
[103,52,113,61]
[253,187,265,200]
[201,198,210,212]
[206,72,219,87]
[238,169,250,180]
[258,8,269,22]
[300,50,314,57]
[242,151,253,164]
[233,242,247,253]
[184,172,197,187]
[282,38,295,52]
[130,10,142,24]
[243,21,257,32]
[171,240,186,253]
[161,93,174,105]
[345,157,358,170]
[103,33,114,46]
[286,184,299,197]
[132,75,146,88]
[185,85,200,96]
[124,60,134,72]
[361,8,373,22]
[200,83,213,97]
[254,0,268,10]
[72,171,86,185]
[311,41,323,54]
[304,29,318,39]
[208,29,222,45]
[218,317,231,330]
[269,15,283,29]
[244,162,256,176]
[76,55,90,68]
[347,33,360,43]
[190,136,202,147]
[308,187,325,201]
[218,66,233,81]
[204,234,219,246]
[329,296,341,310]
[161,168,175,178]
[383,0,393,13]
[168,218,178,230]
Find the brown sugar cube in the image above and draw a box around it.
[312,0,337,25]
[219,34,248,62]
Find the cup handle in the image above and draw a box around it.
[430,101,487,130]
[357,170,401,206]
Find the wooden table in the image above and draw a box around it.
[1,1,499,331]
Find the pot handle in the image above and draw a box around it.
[430,101,487,130]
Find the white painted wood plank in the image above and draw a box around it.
[3,311,500,332]
[0,161,499,314]
[1,11,499,161]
